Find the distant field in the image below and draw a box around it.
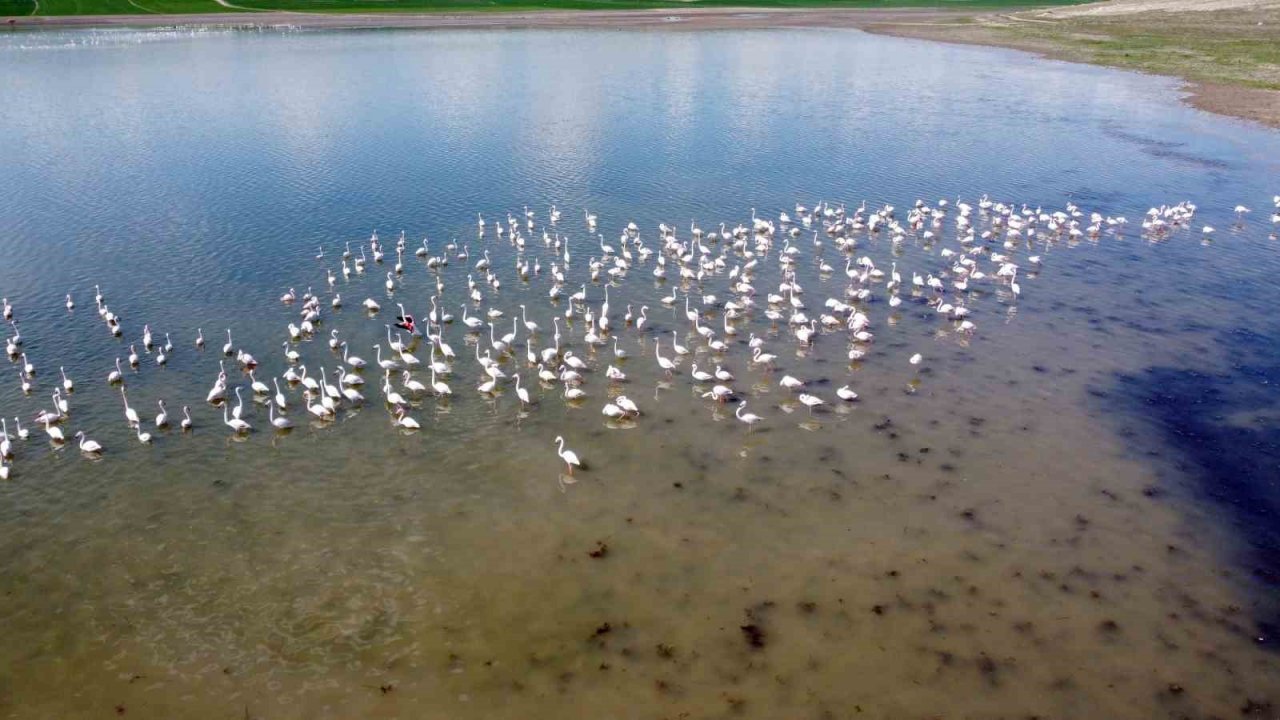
[1,0,1087,18]
[0,0,237,14]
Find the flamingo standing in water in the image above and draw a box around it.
[554,435,582,475]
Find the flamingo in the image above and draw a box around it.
[736,402,763,429]
[655,343,676,376]
[393,408,420,430]
[342,342,366,369]
[121,388,140,426]
[44,417,65,443]
[514,375,530,407]
[554,435,582,474]
[798,393,825,413]
[752,347,777,366]
[250,370,270,395]
[431,366,452,397]
[269,404,293,430]
[403,371,428,395]
[374,345,399,371]
[75,431,102,454]
[520,304,539,334]
[223,405,251,433]
[671,332,689,356]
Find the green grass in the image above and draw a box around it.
[0,0,233,14]
[995,8,1280,91]
[4,0,1086,17]
[138,0,241,12]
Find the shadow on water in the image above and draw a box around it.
[1109,326,1280,646]
[1098,121,1234,171]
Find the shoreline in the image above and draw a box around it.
[3,5,1276,129]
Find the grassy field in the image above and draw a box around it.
[993,8,1280,90]
[0,0,238,14]
[1,0,1086,18]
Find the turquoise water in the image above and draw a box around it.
[0,26,1278,718]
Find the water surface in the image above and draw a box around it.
[1,26,1279,719]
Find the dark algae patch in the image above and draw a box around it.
[1110,327,1280,644]
[740,623,766,649]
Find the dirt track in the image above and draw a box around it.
[1041,0,1280,17]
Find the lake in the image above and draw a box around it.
[1,25,1278,719]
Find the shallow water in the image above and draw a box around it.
[1,26,1279,719]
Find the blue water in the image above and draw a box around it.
[0,26,1278,719]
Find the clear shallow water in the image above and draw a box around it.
[1,26,1279,719]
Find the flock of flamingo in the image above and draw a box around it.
[1,194,1275,478]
